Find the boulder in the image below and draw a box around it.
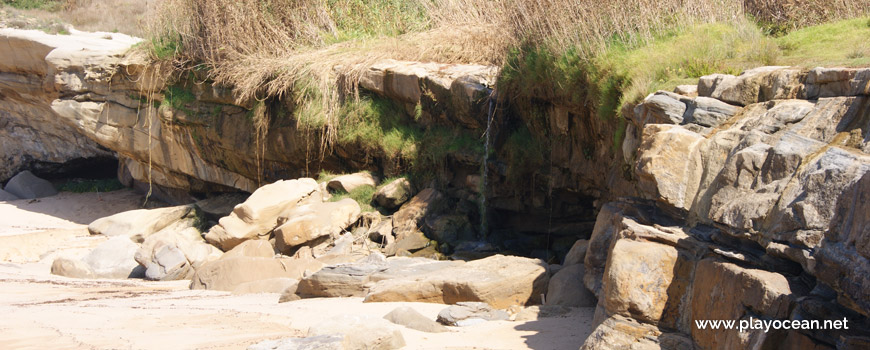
[308,315,405,350]
[373,178,413,209]
[247,335,344,350]
[392,188,446,236]
[205,178,320,251]
[3,170,57,199]
[386,229,431,255]
[364,255,549,309]
[546,264,596,307]
[297,254,460,298]
[80,236,141,279]
[0,189,20,201]
[273,199,361,253]
[88,205,200,243]
[562,239,588,266]
[327,172,377,193]
[134,218,220,281]
[232,278,299,295]
[383,306,449,333]
[190,256,324,291]
[50,257,94,279]
[52,236,145,280]
[436,302,509,327]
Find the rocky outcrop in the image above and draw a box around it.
[585,66,870,349]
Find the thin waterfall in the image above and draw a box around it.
[480,89,496,237]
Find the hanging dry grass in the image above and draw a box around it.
[143,0,869,144]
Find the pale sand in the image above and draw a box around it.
[0,191,595,350]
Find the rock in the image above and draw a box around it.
[195,193,248,220]
[50,257,94,279]
[386,229,431,255]
[514,305,572,322]
[373,178,413,209]
[190,256,324,291]
[0,189,20,201]
[88,205,200,243]
[422,214,474,244]
[546,264,596,307]
[205,179,320,251]
[436,302,509,327]
[297,254,460,298]
[134,218,220,281]
[327,172,377,193]
[602,240,685,326]
[364,255,549,309]
[273,199,361,253]
[367,220,394,246]
[698,66,791,106]
[232,278,298,295]
[383,306,449,333]
[308,314,405,350]
[247,335,344,350]
[581,315,692,350]
[635,124,705,211]
[392,188,446,237]
[3,171,56,199]
[222,239,276,259]
[690,258,794,350]
[82,236,142,279]
[562,239,588,266]
[278,282,302,303]
[674,84,698,96]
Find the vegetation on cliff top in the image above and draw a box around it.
[140,0,869,179]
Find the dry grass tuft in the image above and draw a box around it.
[143,0,869,149]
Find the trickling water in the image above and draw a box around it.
[480,89,496,237]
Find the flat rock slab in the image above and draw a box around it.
[364,254,549,309]
[296,254,461,298]
[437,302,509,327]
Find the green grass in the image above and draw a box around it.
[58,179,125,193]
[2,0,63,11]
[316,170,338,183]
[161,85,196,113]
[321,0,428,44]
[776,17,870,67]
[335,94,421,160]
[329,184,376,212]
